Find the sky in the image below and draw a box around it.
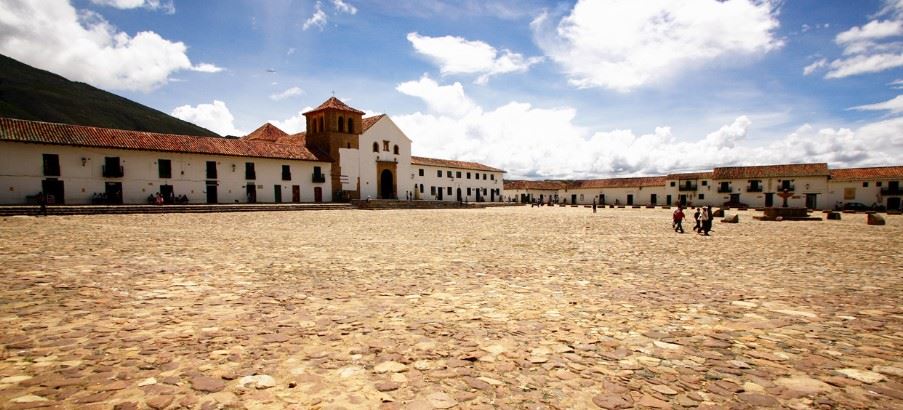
[1,0,903,179]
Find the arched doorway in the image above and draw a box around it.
[380,169,394,199]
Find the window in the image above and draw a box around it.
[42,154,60,176]
[319,117,324,133]
[483,188,487,194]
[698,194,705,200]
[347,118,353,133]
[701,180,708,186]
[483,173,487,180]
[437,170,442,177]
[282,165,291,181]
[863,182,869,187]
[245,162,256,180]
[338,116,345,132]
[467,172,471,179]
[419,185,424,193]
[447,187,452,195]
[393,145,399,155]
[383,140,390,151]
[373,142,379,152]
[313,166,325,183]
[447,171,452,178]
[491,174,495,181]
[206,161,217,179]
[419,169,424,177]
[876,181,882,187]
[430,186,436,195]
[467,187,471,195]
[158,159,172,179]
[456,171,462,178]
[670,181,676,187]
[103,157,123,178]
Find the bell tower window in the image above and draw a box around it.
[372,142,379,152]
[319,117,324,133]
[347,118,353,133]
[338,116,345,132]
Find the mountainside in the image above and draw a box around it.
[0,54,219,137]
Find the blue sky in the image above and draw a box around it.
[2,0,903,178]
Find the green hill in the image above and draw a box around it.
[0,54,220,137]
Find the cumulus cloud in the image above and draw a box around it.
[270,86,304,101]
[171,100,243,136]
[268,106,314,134]
[531,0,782,92]
[803,58,827,75]
[191,63,224,73]
[303,1,328,30]
[0,0,219,92]
[393,78,903,179]
[407,32,542,84]
[90,0,175,14]
[811,1,903,78]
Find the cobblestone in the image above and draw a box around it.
[0,207,901,408]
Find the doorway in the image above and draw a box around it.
[160,184,174,204]
[456,188,462,202]
[805,193,817,210]
[379,169,394,199]
[650,194,657,205]
[666,194,671,207]
[888,197,901,211]
[41,179,65,204]
[246,183,257,203]
[105,181,123,204]
[438,187,444,200]
[599,194,605,205]
[314,187,323,203]
[679,195,687,207]
[730,193,740,204]
[571,194,577,204]
[292,185,300,203]
[206,183,218,204]
[490,189,495,202]
[626,194,633,206]
[765,192,774,207]
[274,185,282,203]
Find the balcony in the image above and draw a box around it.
[717,186,732,193]
[312,173,326,183]
[881,187,903,196]
[678,183,698,191]
[778,184,795,192]
[747,186,763,193]
[245,171,256,180]
[102,165,124,178]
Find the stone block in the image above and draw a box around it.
[867,213,886,225]
[827,212,841,220]
[713,208,725,217]
[721,214,738,223]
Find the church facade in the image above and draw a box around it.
[0,97,506,205]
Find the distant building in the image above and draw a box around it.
[504,163,903,211]
[0,97,505,205]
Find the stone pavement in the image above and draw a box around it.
[0,207,900,409]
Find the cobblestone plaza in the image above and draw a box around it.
[1,208,901,409]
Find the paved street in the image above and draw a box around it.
[0,207,901,409]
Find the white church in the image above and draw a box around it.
[0,97,506,205]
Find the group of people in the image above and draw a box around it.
[672,205,713,235]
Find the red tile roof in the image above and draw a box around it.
[361,114,385,132]
[411,156,505,173]
[712,163,829,179]
[304,97,365,115]
[830,166,903,181]
[666,171,714,180]
[0,117,326,162]
[503,180,569,190]
[576,176,667,189]
[243,123,288,142]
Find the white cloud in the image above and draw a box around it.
[396,75,477,117]
[303,1,328,30]
[90,0,175,14]
[803,58,827,76]
[407,32,542,84]
[822,2,903,78]
[171,100,243,136]
[269,106,314,134]
[270,86,304,101]
[849,94,903,114]
[0,0,217,92]
[332,0,357,15]
[191,63,224,73]
[393,78,903,179]
[531,0,782,92]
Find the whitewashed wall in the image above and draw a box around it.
[412,165,503,202]
[359,117,412,199]
[0,142,331,204]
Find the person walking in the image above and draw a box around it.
[699,207,710,236]
[673,207,685,233]
[703,205,714,235]
[592,198,597,213]
[38,191,47,216]
[693,208,701,232]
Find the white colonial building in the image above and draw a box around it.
[0,97,506,205]
[505,163,903,211]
